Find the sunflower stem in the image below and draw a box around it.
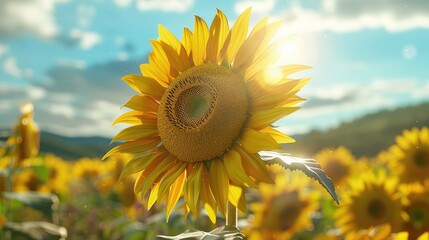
[226,201,237,227]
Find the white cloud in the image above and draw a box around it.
[48,103,76,118]
[69,29,101,50]
[0,44,8,56]
[0,0,67,39]
[279,0,429,33]
[117,52,129,61]
[27,86,46,100]
[136,0,193,12]
[77,5,96,28]
[114,0,133,7]
[235,0,277,15]
[3,57,33,79]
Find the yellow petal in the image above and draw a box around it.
[206,9,229,63]
[158,24,181,52]
[249,16,268,37]
[210,159,229,216]
[220,7,251,64]
[228,184,247,213]
[223,150,257,188]
[112,111,157,126]
[184,163,203,216]
[192,16,209,65]
[140,62,169,86]
[158,40,189,72]
[260,127,295,143]
[182,27,193,55]
[124,94,159,112]
[122,74,165,98]
[235,146,273,184]
[140,155,174,199]
[121,151,168,182]
[111,125,158,143]
[103,137,160,160]
[158,161,186,201]
[148,182,159,210]
[248,107,300,130]
[201,167,217,223]
[239,128,282,153]
[166,170,186,221]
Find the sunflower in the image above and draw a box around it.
[43,154,71,196]
[388,127,429,184]
[314,146,355,187]
[335,170,402,239]
[7,103,40,167]
[245,169,320,240]
[104,8,309,222]
[400,183,429,239]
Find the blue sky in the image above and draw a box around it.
[1,0,428,137]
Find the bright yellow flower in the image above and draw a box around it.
[43,154,71,196]
[336,171,402,239]
[388,127,429,184]
[8,103,40,167]
[245,170,319,240]
[400,183,429,239]
[314,146,355,187]
[13,168,51,193]
[392,232,429,240]
[105,8,309,222]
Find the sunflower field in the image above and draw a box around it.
[1,6,429,240]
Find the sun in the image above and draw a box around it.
[105,8,310,223]
[387,127,429,184]
[335,171,402,239]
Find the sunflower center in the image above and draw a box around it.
[158,63,249,162]
[367,199,386,219]
[264,192,304,231]
[414,149,428,167]
[409,206,428,229]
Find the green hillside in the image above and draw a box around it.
[285,102,429,157]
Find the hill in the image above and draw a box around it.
[285,101,429,157]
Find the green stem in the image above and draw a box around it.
[226,201,237,227]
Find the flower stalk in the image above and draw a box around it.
[226,201,238,227]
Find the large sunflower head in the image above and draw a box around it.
[388,127,429,184]
[314,146,355,187]
[245,170,320,240]
[105,8,310,223]
[335,170,403,238]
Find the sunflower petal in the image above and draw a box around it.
[206,9,229,63]
[192,16,209,65]
[158,161,186,201]
[123,94,158,112]
[239,128,282,153]
[235,146,274,184]
[201,167,217,223]
[210,159,229,216]
[111,125,158,143]
[223,150,257,188]
[166,170,187,221]
[228,184,247,213]
[184,163,203,216]
[140,156,174,200]
[260,127,295,144]
[221,7,251,64]
[103,137,160,160]
[248,107,300,130]
[122,74,165,98]
[148,182,160,210]
[121,151,168,183]
[182,27,193,55]
[158,24,181,52]
[112,111,157,126]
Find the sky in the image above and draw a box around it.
[0,0,428,137]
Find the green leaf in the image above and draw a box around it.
[259,151,339,204]
[4,221,67,240]
[3,192,59,219]
[155,226,244,240]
